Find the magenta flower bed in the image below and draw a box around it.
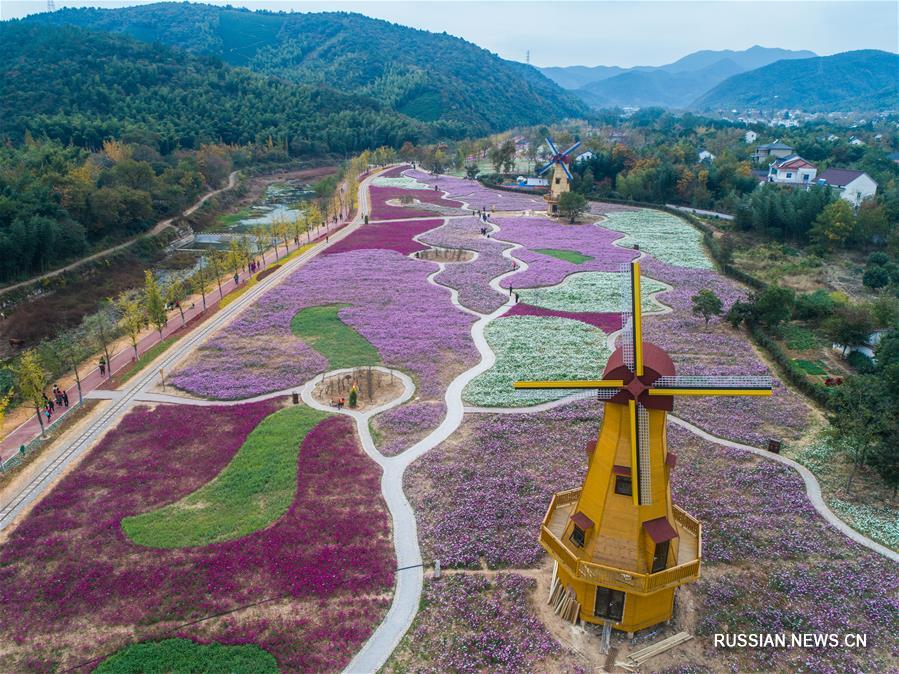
[405,169,546,211]
[369,186,464,220]
[492,216,637,289]
[419,216,515,314]
[325,218,442,256]
[0,403,395,672]
[172,249,478,401]
[371,400,446,457]
[385,574,572,673]
[639,257,811,445]
[505,303,622,332]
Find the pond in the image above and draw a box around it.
[215,180,316,232]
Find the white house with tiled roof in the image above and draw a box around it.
[818,168,877,205]
[768,155,817,185]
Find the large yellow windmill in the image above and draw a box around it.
[515,260,772,634]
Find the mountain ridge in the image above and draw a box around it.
[692,49,899,112]
[25,3,589,134]
[540,46,819,109]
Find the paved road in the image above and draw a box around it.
[0,167,381,530]
[0,171,240,299]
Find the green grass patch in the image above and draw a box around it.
[291,304,381,370]
[532,248,594,265]
[216,207,254,228]
[793,359,828,375]
[780,323,822,351]
[94,638,278,673]
[118,337,178,385]
[122,406,328,548]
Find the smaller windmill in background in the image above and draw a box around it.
[538,136,581,217]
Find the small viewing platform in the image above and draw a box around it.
[541,488,701,595]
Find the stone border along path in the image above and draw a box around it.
[3,179,895,672]
[0,165,386,532]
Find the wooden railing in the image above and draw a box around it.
[539,489,702,595]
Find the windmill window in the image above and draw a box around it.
[570,525,586,547]
[594,586,625,622]
[569,511,594,548]
[614,475,632,496]
[555,177,561,184]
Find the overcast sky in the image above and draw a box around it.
[3,1,897,67]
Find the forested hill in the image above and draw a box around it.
[26,3,588,135]
[0,21,426,153]
[692,50,899,112]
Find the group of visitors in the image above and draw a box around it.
[41,384,69,422]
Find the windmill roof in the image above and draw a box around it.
[571,511,595,531]
[643,516,678,544]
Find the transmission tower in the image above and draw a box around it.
[526,49,530,64]
[47,0,56,11]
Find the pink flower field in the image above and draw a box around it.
[492,216,637,289]
[325,218,442,256]
[369,186,465,220]
[405,169,546,211]
[0,402,395,672]
[171,248,478,401]
[419,216,515,314]
[504,302,622,332]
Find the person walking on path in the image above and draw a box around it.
[62,390,69,408]
[99,358,107,377]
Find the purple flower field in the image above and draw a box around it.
[385,573,575,673]
[0,403,395,672]
[492,216,636,289]
[171,248,478,401]
[369,186,464,220]
[405,405,897,673]
[371,400,446,457]
[419,216,515,314]
[325,218,442,256]
[405,169,546,211]
[640,257,811,445]
[504,303,622,332]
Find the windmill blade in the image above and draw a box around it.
[537,162,553,176]
[649,375,773,396]
[561,141,582,156]
[630,260,644,376]
[514,389,619,402]
[545,137,560,156]
[619,263,635,372]
[561,162,574,181]
[514,379,625,389]
[636,403,652,505]
[627,400,652,507]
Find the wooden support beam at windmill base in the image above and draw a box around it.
[537,136,581,216]
[515,260,773,634]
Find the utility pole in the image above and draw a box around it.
[526,49,530,65]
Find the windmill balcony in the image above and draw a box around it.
[540,488,701,595]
